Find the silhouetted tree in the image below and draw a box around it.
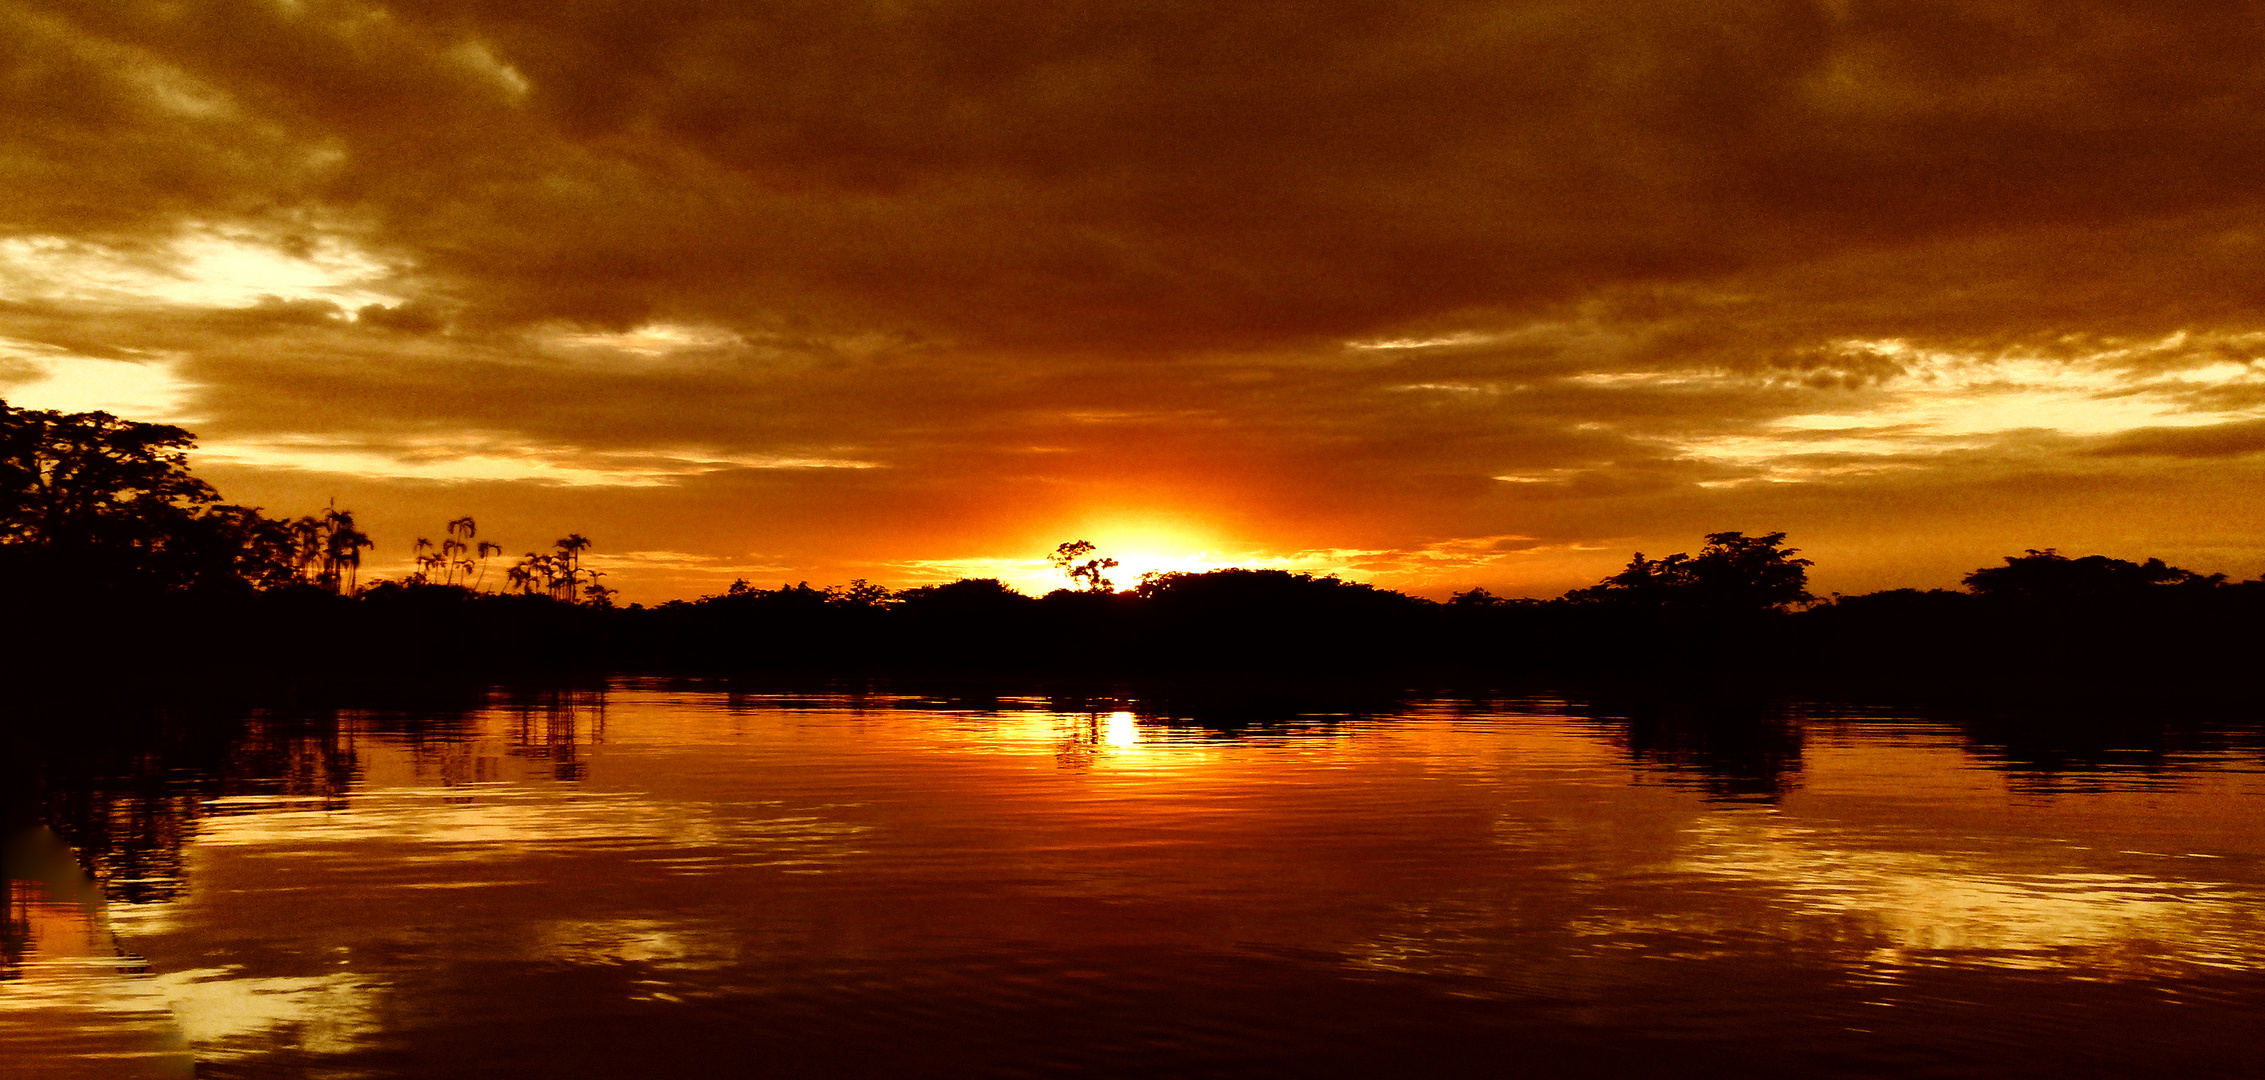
[897,577,1033,612]
[435,516,470,586]
[508,551,556,597]
[505,535,607,605]
[1565,531,1813,612]
[198,503,305,590]
[828,578,894,608]
[405,516,487,589]
[557,534,593,603]
[308,504,374,594]
[1687,531,1814,611]
[1964,549,2225,603]
[0,400,316,591]
[474,540,504,591]
[1049,540,1119,593]
[3,400,225,590]
[1,402,216,548]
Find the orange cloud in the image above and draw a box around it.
[4,1,2264,600]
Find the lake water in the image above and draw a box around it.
[5,683,2264,1078]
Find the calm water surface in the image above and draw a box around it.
[6,685,2264,1078]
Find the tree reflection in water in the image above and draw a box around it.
[1574,696,1811,803]
[500,686,607,782]
[12,683,2261,902]
[5,681,2264,1079]
[2,877,32,982]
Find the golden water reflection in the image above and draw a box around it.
[1671,814,2262,978]
[151,967,382,1062]
[1,843,191,1079]
[13,688,2265,1077]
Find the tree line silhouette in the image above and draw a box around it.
[5,399,2262,689]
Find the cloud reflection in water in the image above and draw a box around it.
[1670,814,2263,979]
[17,688,2265,1077]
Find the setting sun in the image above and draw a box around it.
[10,4,2265,1078]
[2,0,2263,605]
[1073,517,1241,587]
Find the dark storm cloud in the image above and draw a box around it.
[11,0,2265,348]
[7,0,2265,596]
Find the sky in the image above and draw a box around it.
[5,0,2265,602]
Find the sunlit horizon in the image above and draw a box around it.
[7,1,2265,604]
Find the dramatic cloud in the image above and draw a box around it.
[5,0,2264,598]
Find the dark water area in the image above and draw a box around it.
[5,684,2264,1078]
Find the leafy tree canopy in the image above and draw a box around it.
[895,577,1035,619]
[1049,540,1119,593]
[1565,531,1814,613]
[1963,549,2225,603]
[0,400,378,593]
[1,401,217,550]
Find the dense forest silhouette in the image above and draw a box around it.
[5,399,2263,691]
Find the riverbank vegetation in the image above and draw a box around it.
[5,400,2261,691]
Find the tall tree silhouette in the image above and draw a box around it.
[407,516,484,587]
[506,552,544,595]
[1049,540,1119,593]
[474,540,504,591]
[2,401,218,578]
[323,505,374,594]
[443,516,477,586]
[505,535,605,604]
[556,534,593,603]
[1,400,311,590]
[1566,531,1813,612]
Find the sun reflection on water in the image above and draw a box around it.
[19,689,2265,1077]
[1103,711,1141,749]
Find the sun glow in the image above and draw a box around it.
[1061,518,1247,591]
[0,228,399,311]
[883,519,1247,595]
[0,349,199,421]
[1102,711,1140,748]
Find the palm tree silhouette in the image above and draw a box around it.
[506,553,542,595]
[444,516,477,586]
[474,541,503,591]
[556,534,592,603]
[324,506,373,595]
[289,516,328,587]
